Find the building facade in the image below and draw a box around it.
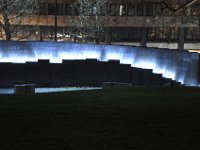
[0,0,200,50]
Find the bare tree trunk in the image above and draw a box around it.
[141,28,147,47]
[105,27,111,44]
[39,26,43,41]
[3,17,11,40]
[5,29,11,40]
[0,0,38,41]
[178,27,185,50]
[95,25,100,44]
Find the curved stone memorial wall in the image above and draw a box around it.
[0,41,199,86]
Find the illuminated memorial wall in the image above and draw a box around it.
[0,41,199,86]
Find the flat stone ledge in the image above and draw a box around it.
[14,84,35,94]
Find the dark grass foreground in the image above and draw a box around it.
[0,87,200,149]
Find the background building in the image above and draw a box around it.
[0,0,200,51]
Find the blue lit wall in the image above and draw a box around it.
[0,41,199,86]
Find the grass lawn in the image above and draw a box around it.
[0,87,200,149]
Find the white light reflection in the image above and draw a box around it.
[105,52,123,61]
[36,87,102,93]
[133,61,156,70]
[0,87,102,94]
[164,71,176,80]
[0,57,37,63]
[0,89,14,94]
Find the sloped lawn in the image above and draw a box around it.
[0,87,200,149]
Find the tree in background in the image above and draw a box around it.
[66,0,108,43]
[142,0,199,26]
[0,0,39,40]
[142,0,200,49]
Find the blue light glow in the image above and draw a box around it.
[0,41,199,86]
[0,87,102,94]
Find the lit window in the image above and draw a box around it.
[119,5,126,16]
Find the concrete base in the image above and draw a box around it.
[102,82,131,89]
[14,84,35,94]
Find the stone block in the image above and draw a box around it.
[62,60,74,86]
[152,74,162,86]
[13,63,26,84]
[108,60,120,82]
[171,81,182,87]
[96,61,109,84]
[119,64,131,83]
[50,63,62,86]
[142,69,153,86]
[73,60,86,86]
[131,67,143,85]
[162,78,172,86]
[0,63,14,88]
[25,62,38,85]
[37,59,50,86]
[85,59,97,86]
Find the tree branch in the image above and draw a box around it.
[142,0,198,13]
